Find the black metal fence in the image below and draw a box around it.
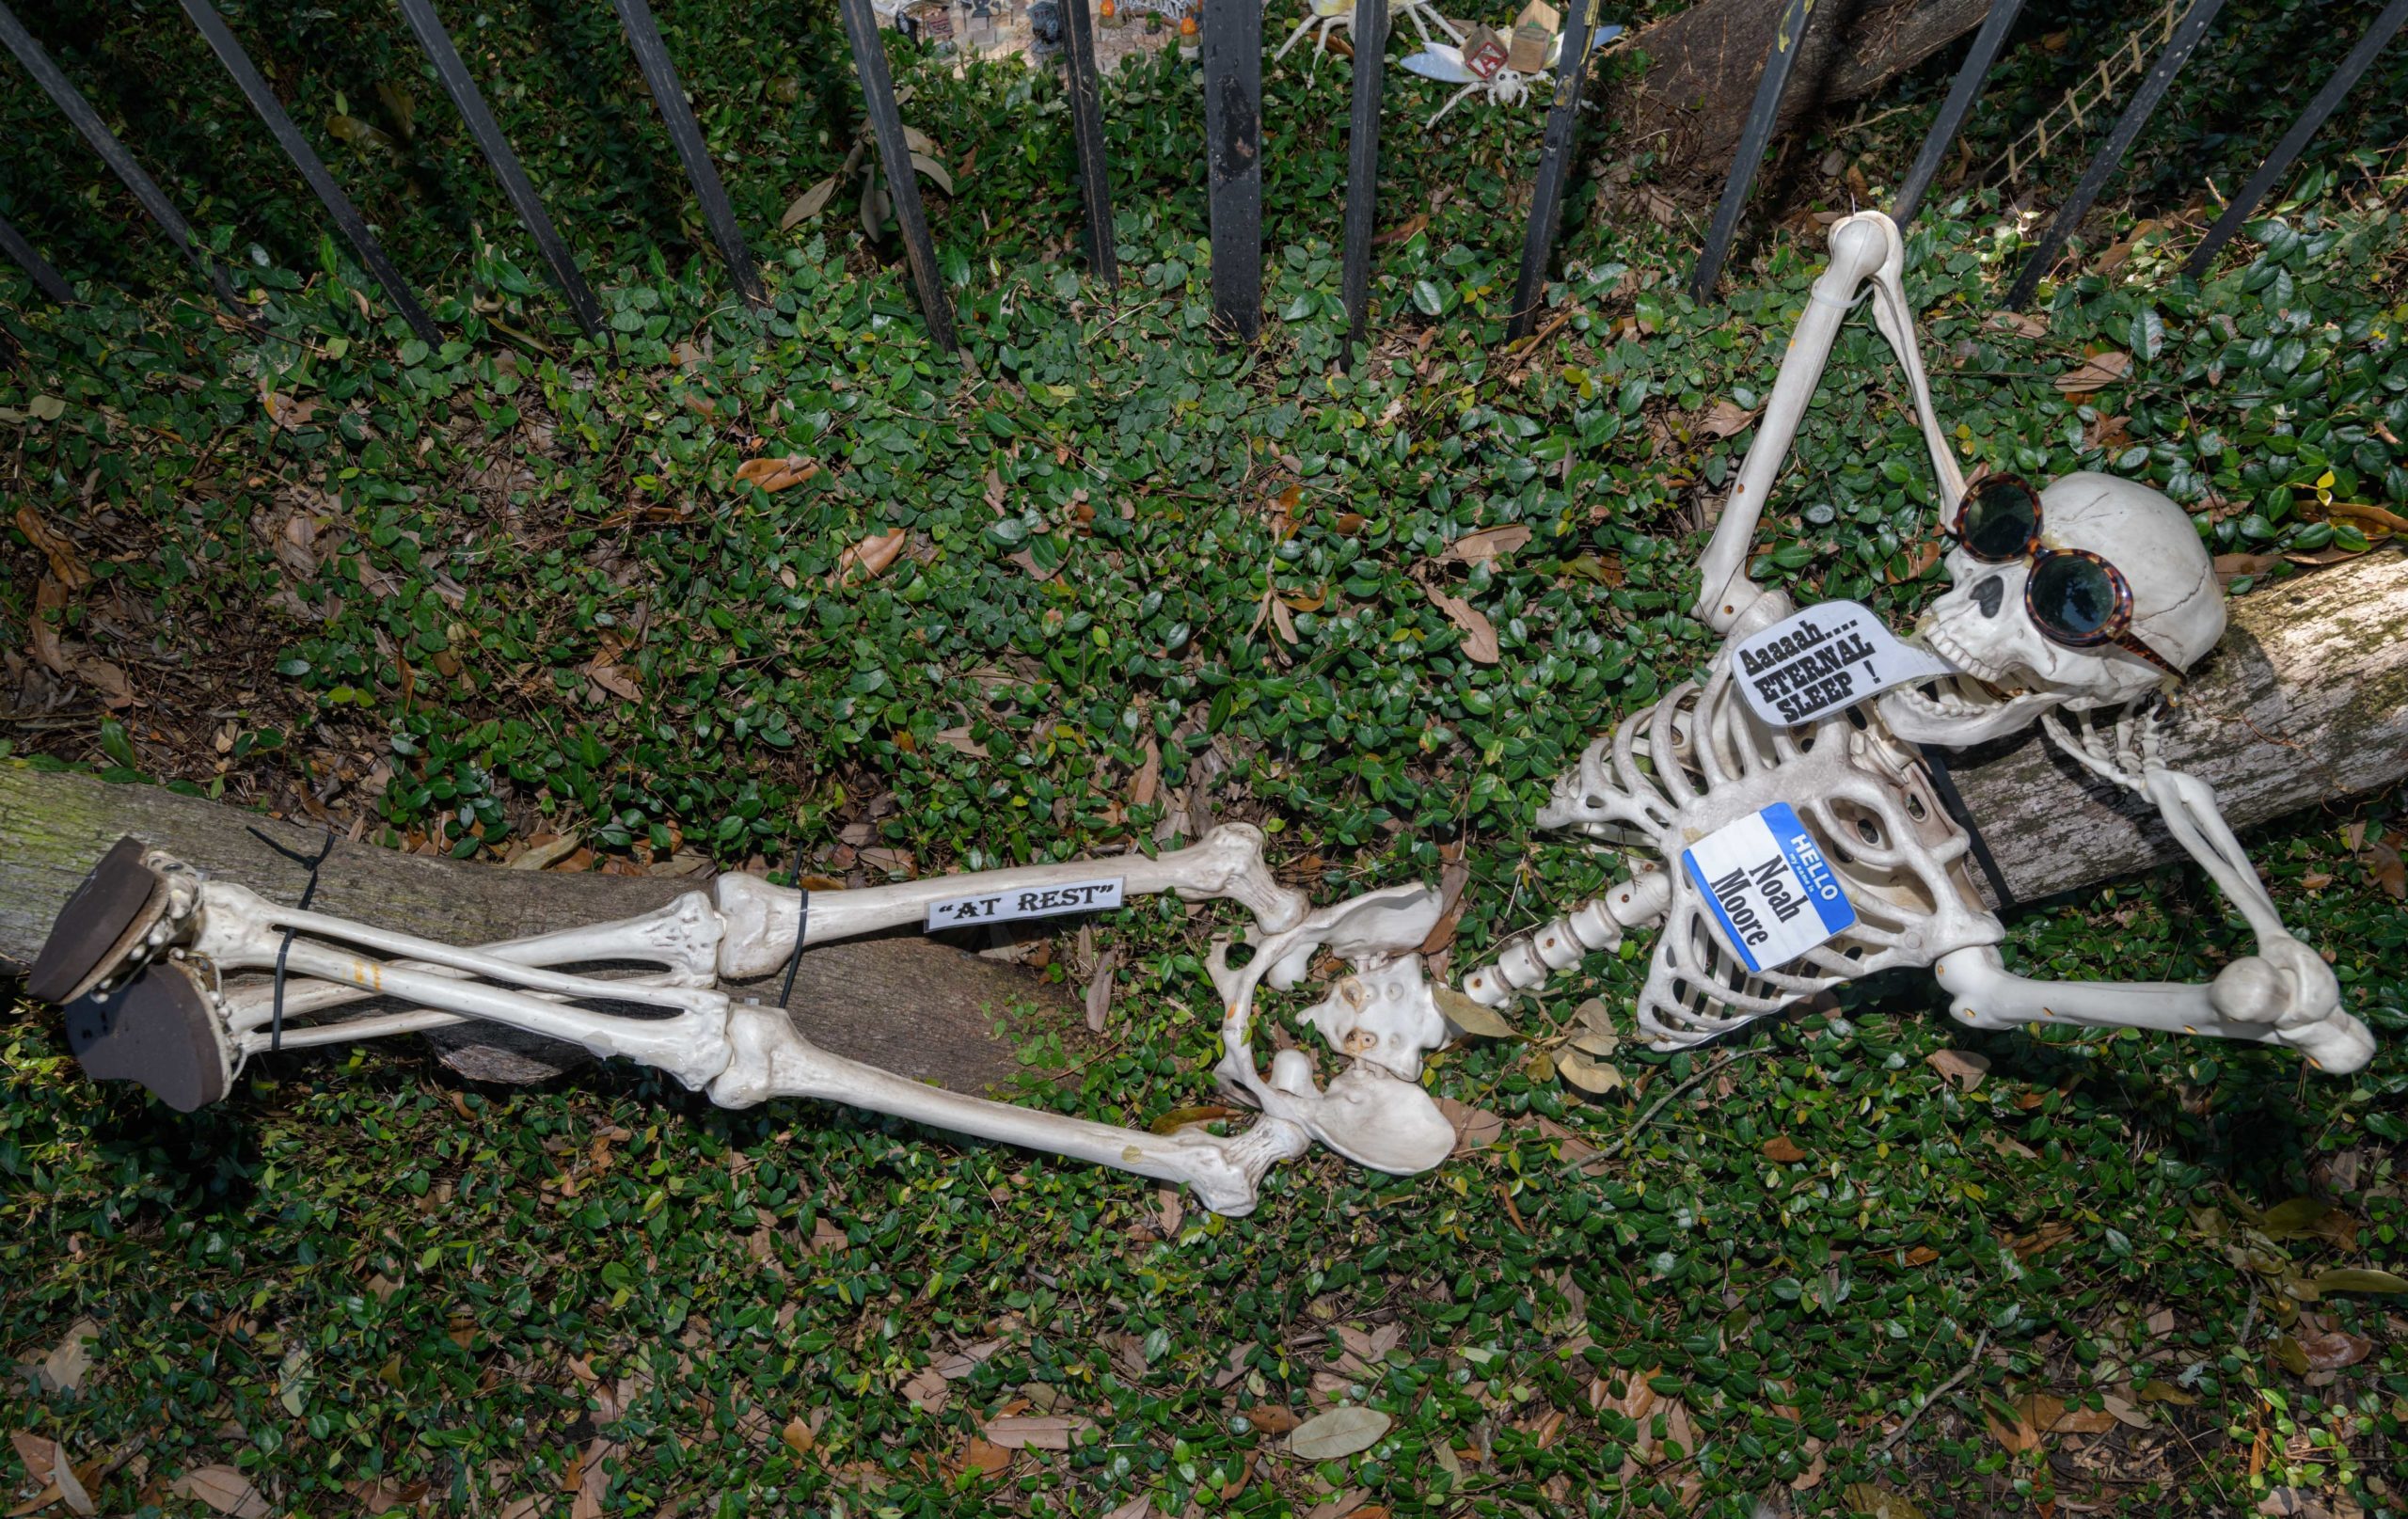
[4,0,2403,352]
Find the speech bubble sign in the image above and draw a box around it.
[1731,600,1956,728]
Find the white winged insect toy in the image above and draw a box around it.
[1275,0,1468,76]
[1397,15,1622,128]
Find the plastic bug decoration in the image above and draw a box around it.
[24,214,2370,1221]
[1274,0,1466,75]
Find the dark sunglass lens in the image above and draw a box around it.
[1958,481,2036,560]
[2029,554,2119,640]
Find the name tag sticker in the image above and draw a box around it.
[1680,803,1855,973]
[1732,600,1956,728]
[926,878,1125,932]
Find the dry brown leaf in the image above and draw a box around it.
[168,1466,271,1519]
[1986,1404,2043,1454]
[735,455,821,494]
[2292,1328,2372,1371]
[1084,948,1119,1035]
[1371,214,1428,247]
[2214,551,2283,584]
[261,390,323,430]
[902,1367,950,1413]
[980,1415,1095,1450]
[832,528,909,584]
[29,576,71,676]
[584,660,641,703]
[2325,500,2408,536]
[1697,400,1761,439]
[2365,839,2405,900]
[38,1319,99,1395]
[1925,1049,1989,1091]
[349,1477,430,1513]
[2054,350,2133,395]
[1437,524,1533,563]
[1128,735,1161,807]
[1412,571,1499,664]
[956,1438,1012,1478]
[1434,1098,1503,1155]
[1987,310,2050,340]
[780,1414,816,1457]
[14,507,88,588]
[1760,1135,1808,1163]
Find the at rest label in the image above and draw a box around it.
[1679,803,1856,974]
[1730,599,1956,728]
[926,878,1125,931]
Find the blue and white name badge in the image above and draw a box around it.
[1679,802,1855,973]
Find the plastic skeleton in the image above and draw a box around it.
[1448,210,2373,1077]
[1274,0,1465,75]
[27,824,1464,1217]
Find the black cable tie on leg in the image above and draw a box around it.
[777,844,811,1011]
[1913,745,2017,914]
[245,825,337,1053]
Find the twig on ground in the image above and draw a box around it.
[1878,1327,1991,1455]
[1578,1047,1767,1169]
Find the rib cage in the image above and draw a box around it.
[1537,661,2005,1048]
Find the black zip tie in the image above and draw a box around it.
[245,825,337,1053]
[777,844,811,1010]
[1913,744,2018,913]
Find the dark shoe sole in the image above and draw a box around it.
[62,960,229,1113]
[28,836,167,1005]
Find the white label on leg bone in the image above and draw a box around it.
[1731,600,1956,727]
[1680,803,1855,973]
[925,878,1126,931]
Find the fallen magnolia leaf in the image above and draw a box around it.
[1696,399,1761,439]
[2290,1328,2372,1371]
[1985,1403,2042,1454]
[1084,948,1119,1035]
[2054,350,2133,395]
[1288,1406,1391,1461]
[1435,1097,1503,1155]
[1431,985,1517,1039]
[1556,1048,1624,1095]
[955,1438,1011,1478]
[2214,551,2283,584]
[2257,1488,2332,1518]
[29,576,71,676]
[350,1477,430,1514]
[40,1318,99,1395]
[1760,1136,1808,1163]
[1412,571,1499,664]
[1987,310,2050,340]
[2307,1267,2408,1297]
[1127,735,1161,807]
[831,528,909,584]
[2134,1377,2198,1405]
[901,1366,949,1413]
[2365,840,2405,900]
[781,175,841,229]
[980,1415,1095,1451]
[735,455,821,494]
[1100,1497,1154,1519]
[168,1465,272,1519]
[1437,524,1532,564]
[1925,1049,1989,1091]
[14,506,89,589]
[1245,1404,1303,1435]
[2326,499,2408,537]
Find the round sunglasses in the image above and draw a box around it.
[1947,476,2182,679]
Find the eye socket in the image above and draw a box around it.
[2028,553,2122,641]
[1956,478,2039,562]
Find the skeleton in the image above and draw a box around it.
[26,823,1468,1218]
[1274,0,1465,76]
[1451,209,2373,1079]
[24,212,2371,1226]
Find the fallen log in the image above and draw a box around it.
[1614,0,1993,182]
[0,767,1079,1093]
[3,551,2401,1088]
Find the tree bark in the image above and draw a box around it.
[1958,548,2408,905]
[1616,0,1993,182]
[3,553,2402,1085]
[0,768,1079,1094]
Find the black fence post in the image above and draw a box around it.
[2179,0,2408,280]
[2002,0,2226,309]
[0,0,244,309]
[610,0,767,309]
[0,209,73,303]
[1059,0,1117,282]
[1339,0,1385,362]
[394,0,605,336]
[1508,0,1598,340]
[1201,0,1262,341]
[1687,0,1814,302]
[177,0,441,345]
[833,0,958,353]
[1890,0,2027,226]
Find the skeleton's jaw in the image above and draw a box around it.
[1876,625,2059,748]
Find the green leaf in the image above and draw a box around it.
[1412,279,1447,317]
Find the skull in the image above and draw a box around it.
[1879,472,2225,747]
